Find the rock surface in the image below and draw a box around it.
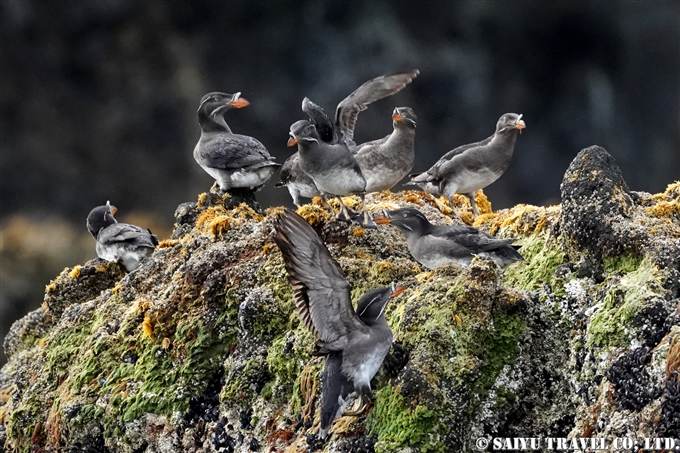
[1,147,679,452]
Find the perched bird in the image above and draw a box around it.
[287,119,370,225]
[193,92,279,192]
[407,113,526,216]
[86,201,159,271]
[354,106,417,193]
[274,152,321,207]
[374,208,524,268]
[273,209,405,439]
[287,70,419,226]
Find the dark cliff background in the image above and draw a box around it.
[1,0,678,365]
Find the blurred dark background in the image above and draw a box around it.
[1,0,679,365]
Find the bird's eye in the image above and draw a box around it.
[402,213,408,218]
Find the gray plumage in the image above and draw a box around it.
[86,201,158,272]
[354,106,417,193]
[375,208,524,269]
[273,209,402,439]
[407,113,525,215]
[302,69,420,149]
[274,152,320,207]
[193,92,279,191]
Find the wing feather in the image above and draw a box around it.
[273,209,366,345]
[335,69,419,142]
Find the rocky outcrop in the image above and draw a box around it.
[1,147,679,452]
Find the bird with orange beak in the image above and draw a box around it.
[193,92,279,193]
[273,209,406,439]
[407,113,526,216]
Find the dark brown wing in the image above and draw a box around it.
[273,209,367,344]
[198,133,275,170]
[335,69,419,142]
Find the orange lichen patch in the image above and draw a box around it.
[474,191,493,215]
[196,202,262,238]
[265,206,286,217]
[112,284,123,295]
[453,314,462,326]
[38,338,47,348]
[196,192,209,208]
[233,203,265,222]
[94,264,108,273]
[69,266,82,278]
[296,203,331,227]
[161,337,171,349]
[132,299,152,314]
[646,200,680,219]
[142,316,154,338]
[378,261,394,273]
[351,227,365,237]
[261,242,276,255]
[157,239,179,249]
[476,204,561,237]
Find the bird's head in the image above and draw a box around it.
[197,92,250,132]
[287,119,320,147]
[495,113,526,135]
[86,200,118,238]
[374,207,432,234]
[356,282,406,325]
[392,107,417,128]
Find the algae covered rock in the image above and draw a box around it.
[1,147,679,452]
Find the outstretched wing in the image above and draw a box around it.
[198,134,275,170]
[98,223,158,248]
[302,97,336,143]
[273,209,367,345]
[335,69,419,142]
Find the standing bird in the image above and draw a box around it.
[193,92,279,194]
[273,209,405,439]
[86,201,159,272]
[287,70,419,226]
[354,106,417,193]
[374,208,524,269]
[408,113,526,216]
[274,151,321,207]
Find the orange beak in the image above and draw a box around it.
[373,215,392,224]
[390,286,407,298]
[229,97,250,109]
[287,136,299,147]
[110,205,118,215]
[393,113,403,122]
[515,120,526,130]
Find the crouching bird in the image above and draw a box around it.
[273,209,405,439]
[86,201,159,271]
[374,207,524,269]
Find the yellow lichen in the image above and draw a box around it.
[261,242,276,255]
[157,239,179,249]
[161,337,171,349]
[112,284,123,295]
[196,192,209,208]
[38,338,47,348]
[69,266,82,278]
[142,316,154,338]
[351,227,365,237]
[132,299,152,314]
[296,203,331,226]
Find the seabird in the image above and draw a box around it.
[86,201,159,271]
[193,92,279,193]
[274,151,320,207]
[354,106,417,193]
[407,113,526,216]
[288,70,419,227]
[273,209,405,439]
[374,207,524,268]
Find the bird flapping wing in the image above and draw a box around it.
[98,223,158,248]
[302,97,336,143]
[199,134,274,170]
[273,209,367,346]
[334,69,419,143]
